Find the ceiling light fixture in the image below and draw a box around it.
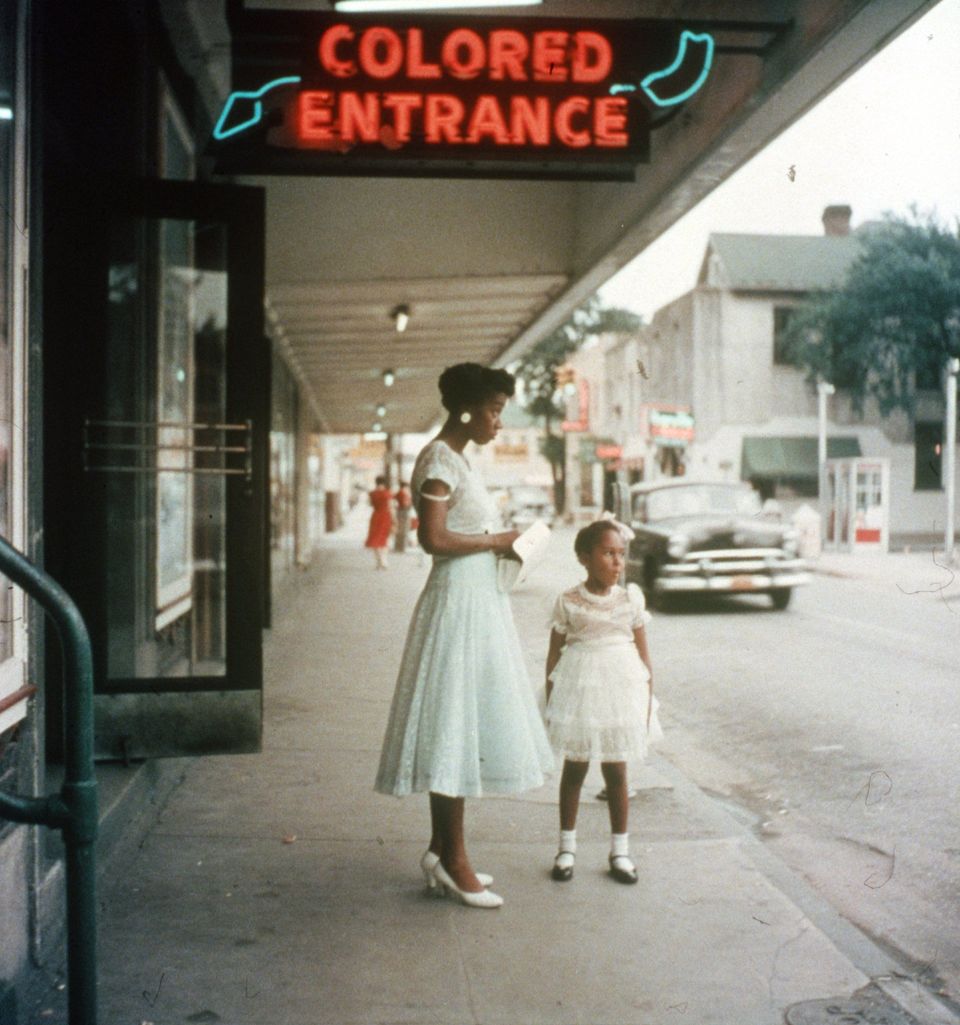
[376,404,387,418]
[391,304,410,334]
[372,421,383,433]
[382,369,396,388]
[335,1,542,12]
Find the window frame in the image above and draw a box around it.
[772,305,798,367]
[0,0,31,735]
[913,421,943,492]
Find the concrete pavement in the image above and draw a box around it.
[809,547,960,610]
[31,512,960,1024]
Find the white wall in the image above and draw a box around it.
[616,283,960,538]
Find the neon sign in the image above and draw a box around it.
[213,12,716,180]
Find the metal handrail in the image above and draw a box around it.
[82,417,253,481]
[0,535,97,1025]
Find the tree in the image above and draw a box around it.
[783,210,960,416]
[512,296,642,513]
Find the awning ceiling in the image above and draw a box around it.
[171,0,938,433]
[741,436,862,481]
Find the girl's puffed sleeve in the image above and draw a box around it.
[626,583,652,628]
[417,444,460,495]
[549,592,570,635]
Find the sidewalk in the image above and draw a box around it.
[49,520,960,1024]
[808,546,960,607]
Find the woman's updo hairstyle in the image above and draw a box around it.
[438,362,515,414]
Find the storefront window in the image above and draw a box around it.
[270,355,298,577]
[160,77,194,181]
[102,217,229,679]
[0,0,27,735]
[0,4,15,663]
[0,110,13,663]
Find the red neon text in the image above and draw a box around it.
[298,90,628,149]
[316,25,613,83]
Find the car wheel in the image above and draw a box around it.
[770,588,792,610]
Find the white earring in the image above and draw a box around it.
[460,411,472,424]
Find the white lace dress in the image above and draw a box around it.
[375,440,554,798]
[545,583,663,763]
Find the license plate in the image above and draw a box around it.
[730,575,754,590]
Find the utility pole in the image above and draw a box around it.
[945,356,959,565]
[817,379,835,543]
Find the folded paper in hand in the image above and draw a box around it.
[497,519,551,592]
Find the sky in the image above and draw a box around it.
[598,0,960,319]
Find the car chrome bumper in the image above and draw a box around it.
[655,553,810,593]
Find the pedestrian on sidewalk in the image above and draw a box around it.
[375,363,554,909]
[543,519,662,885]
[393,480,413,553]
[365,475,394,569]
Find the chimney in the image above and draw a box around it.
[822,205,852,237]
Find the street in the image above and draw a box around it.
[29,517,956,1025]
[572,544,960,1003]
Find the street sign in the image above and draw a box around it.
[213,8,716,180]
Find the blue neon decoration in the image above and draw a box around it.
[639,30,715,108]
[609,84,637,96]
[213,76,302,141]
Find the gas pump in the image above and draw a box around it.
[823,457,890,552]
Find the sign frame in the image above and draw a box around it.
[213,7,720,181]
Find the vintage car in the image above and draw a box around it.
[504,484,556,530]
[622,480,809,609]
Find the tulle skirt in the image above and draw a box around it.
[375,550,554,797]
[545,639,663,763]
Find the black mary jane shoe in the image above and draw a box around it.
[608,854,638,885]
[551,854,574,882]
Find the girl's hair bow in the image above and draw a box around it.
[598,511,636,542]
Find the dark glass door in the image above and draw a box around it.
[80,180,268,758]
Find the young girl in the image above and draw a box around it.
[544,519,661,885]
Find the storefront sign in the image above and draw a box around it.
[562,378,590,432]
[493,440,529,461]
[595,443,622,460]
[213,10,715,180]
[644,404,694,447]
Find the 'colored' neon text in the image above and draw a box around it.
[317,25,613,83]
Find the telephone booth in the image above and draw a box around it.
[823,458,890,552]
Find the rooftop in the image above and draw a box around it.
[700,232,863,292]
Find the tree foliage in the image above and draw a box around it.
[783,210,960,415]
[512,297,642,511]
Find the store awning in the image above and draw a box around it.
[741,435,861,480]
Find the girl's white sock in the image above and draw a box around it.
[610,833,630,859]
[556,829,576,868]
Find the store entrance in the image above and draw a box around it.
[45,179,269,760]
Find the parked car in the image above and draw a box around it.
[505,485,555,530]
[623,480,809,610]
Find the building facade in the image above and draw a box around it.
[566,207,959,539]
[0,4,329,1014]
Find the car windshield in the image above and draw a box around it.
[641,485,761,521]
[510,487,550,505]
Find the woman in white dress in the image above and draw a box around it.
[375,363,554,909]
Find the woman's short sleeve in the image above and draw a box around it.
[626,583,652,628]
[417,444,460,494]
[549,593,569,635]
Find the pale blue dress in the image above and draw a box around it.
[375,439,554,797]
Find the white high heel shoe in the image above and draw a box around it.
[420,850,493,891]
[431,860,504,909]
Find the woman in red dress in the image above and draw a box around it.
[365,475,394,569]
